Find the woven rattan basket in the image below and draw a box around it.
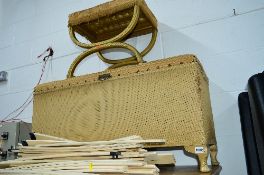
[33,54,213,146]
[33,55,219,172]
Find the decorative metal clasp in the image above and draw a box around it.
[98,73,112,81]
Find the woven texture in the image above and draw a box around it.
[33,55,216,147]
[68,0,157,42]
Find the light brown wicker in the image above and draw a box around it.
[33,55,219,172]
[33,0,219,172]
[33,54,209,143]
[68,0,158,67]
[68,0,157,42]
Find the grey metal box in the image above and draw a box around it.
[0,121,31,161]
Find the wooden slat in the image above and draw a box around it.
[33,133,73,141]
[0,134,172,175]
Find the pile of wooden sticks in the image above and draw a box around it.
[0,133,175,175]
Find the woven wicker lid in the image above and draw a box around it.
[68,0,157,42]
[34,55,208,94]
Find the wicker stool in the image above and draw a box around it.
[67,0,158,76]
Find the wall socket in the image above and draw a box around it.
[0,71,8,82]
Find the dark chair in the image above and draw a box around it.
[238,92,261,175]
[238,72,264,175]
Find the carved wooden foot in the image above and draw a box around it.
[210,144,220,166]
[184,145,210,173]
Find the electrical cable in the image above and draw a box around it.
[0,47,54,123]
[0,94,33,122]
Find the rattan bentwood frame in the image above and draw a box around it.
[67,0,158,72]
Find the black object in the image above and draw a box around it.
[41,47,54,61]
[7,146,14,152]
[21,140,28,146]
[248,73,264,175]
[29,132,36,140]
[238,92,261,175]
[98,73,112,81]
[110,151,121,159]
[0,150,7,159]
[1,132,9,140]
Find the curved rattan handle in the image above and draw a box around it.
[68,5,140,49]
[67,42,143,79]
[96,29,158,64]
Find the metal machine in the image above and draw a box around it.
[0,121,31,161]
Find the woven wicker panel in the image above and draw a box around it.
[68,0,157,42]
[33,55,216,147]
